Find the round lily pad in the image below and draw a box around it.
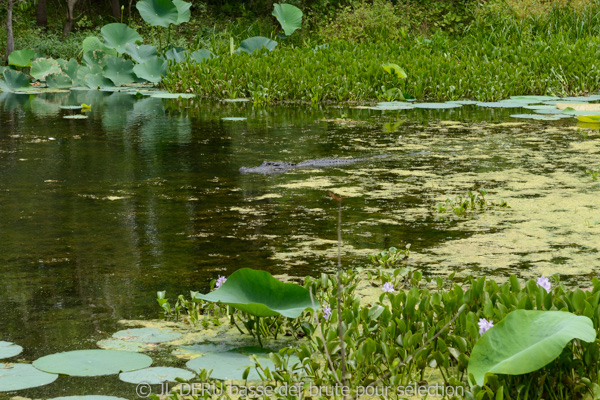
[172,343,235,360]
[510,95,559,102]
[59,105,84,110]
[63,115,88,119]
[150,93,196,99]
[119,367,195,384]
[372,101,415,110]
[446,100,479,105]
[0,363,58,391]
[509,114,563,121]
[49,397,128,400]
[476,102,527,108]
[222,98,250,103]
[97,339,155,352]
[0,341,23,359]
[559,96,591,102]
[112,327,182,343]
[413,102,461,109]
[33,349,152,377]
[186,346,299,381]
[221,117,247,121]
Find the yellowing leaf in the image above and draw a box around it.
[556,102,600,111]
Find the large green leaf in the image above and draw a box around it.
[173,0,191,25]
[237,37,278,55]
[32,349,153,377]
[46,73,73,89]
[119,366,195,384]
[124,43,158,64]
[165,47,188,63]
[0,363,58,391]
[191,49,214,63]
[82,36,118,56]
[382,63,407,79]
[83,50,110,68]
[84,73,115,89]
[8,49,36,67]
[136,0,178,28]
[58,58,80,81]
[0,68,31,92]
[0,341,23,359]
[272,4,302,36]
[101,23,143,55]
[468,310,596,386]
[30,58,61,81]
[103,57,136,86]
[133,57,168,83]
[195,268,319,318]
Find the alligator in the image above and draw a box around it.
[239,155,390,175]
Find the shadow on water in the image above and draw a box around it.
[1,90,599,397]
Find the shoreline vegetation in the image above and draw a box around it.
[2,0,600,103]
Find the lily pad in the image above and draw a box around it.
[150,92,195,99]
[222,98,250,103]
[165,47,189,63]
[237,37,278,54]
[372,101,414,110]
[63,115,89,119]
[272,3,303,36]
[195,268,319,318]
[0,341,23,359]
[96,339,155,352]
[510,95,559,101]
[103,57,136,86]
[413,103,461,109]
[509,114,562,121]
[8,49,36,67]
[46,73,73,89]
[0,69,31,92]
[446,100,479,105]
[119,366,195,384]
[191,49,215,63]
[0,363,58,391]
[82,36,118,56]
[136,0,179,28]
[172,343,235,359]
[557,102,600,111]
[221,117,247,121]
[33,349,153,376]
[101,23,143,55]
[30,58,61,81]
[133,57,168,84]
[476,102,526,108]
[112,327,182,343]
[576,115,600,123]
[49,397,128,400]
[186,346,297,381]
[124,44,158,64]
[59,105,84,110]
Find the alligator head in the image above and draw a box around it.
[239,161,297,175]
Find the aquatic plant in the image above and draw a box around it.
[587,168,599,181]
[436,189,509,216]
[369,244,411,268]
[381,63,407,101]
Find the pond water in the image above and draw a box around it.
[0,90,599,397]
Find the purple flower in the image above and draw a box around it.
[215,275,227,288]
[537,276,551,293]
[382,282,395,293]
[323,304,332,321]
[478,318,494,335]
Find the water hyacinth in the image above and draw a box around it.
[478,318,494,336]
[537,276,551,293]
[215,275,227,289]
[382,282,395,293]
[322,304,332,321]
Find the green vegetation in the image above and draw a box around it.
[436,189,509,216]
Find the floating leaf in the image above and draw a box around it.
[103,57,136,86]
[136,0,178,28]
[468,310,596,386]
[96,339,154,352]
[186,346,297,381]
[222,98,250,103]
[0,363,58,391]
[576,115,600,123]
[556,102,600,111]
[0,341,23,359]
[63,115,89,119]
[382,63,407,79]
[221,117,247,121]
[371,101,414,110]
[150,92,195,99]
[59,105,84,110]
[509,114,562,121]
[272,3,303,36]
[0,68,31,92]
[46,73,73,89]
[8,49,36,67]
[33,349,152,377]
[172,343,235,360]
[195,268,319,318]
[476,102,526,108]
[49,396,128,400]
[133,57,168,84]
[165,47,189,63]
[237,37,278,54]
[510,95,559,102]
[112,327,182,343]
[119,366,195,384]
[191,49,214,63]
[173,0,192,25]
[101,23,143,55]
[446,100,478,105]
[30,58,61,81]
[413,103,461,109]
[124,43,158,64]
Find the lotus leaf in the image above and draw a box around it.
[195,268,319,318]
[101,23,143,54]
[33,349,152,377]
[0,363,58,391]
[510,95,559,101]
[414,103,461,109]
[30,58,61,81]
[371,101,414,110]
[476,102,526,108]
[8,49,36,67]
[82,36,118,56]
[103,57,136,86]
[222,98,250,103]
[237,37,278,54]
[191,49,214,63]
[382,63,407,79]
[557,102,600,111]
[58,58,80,81]
[119,366,195,384]
[150,92,195,99]
[446,100,479,105]
[136,0,179,28]
[0,341,23,359]
[165,47,189,63]
[0,68,31,92]
[47,73,73,89]
[272,4,303,36]
[173,0,192,24]
[124,44,158,64]
[83,50,110,68]
[84,73,114,89]
[112,327,182,343]
[133,57,168,84]
[468,310,596,386]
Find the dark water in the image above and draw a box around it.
[1,90,598,398]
